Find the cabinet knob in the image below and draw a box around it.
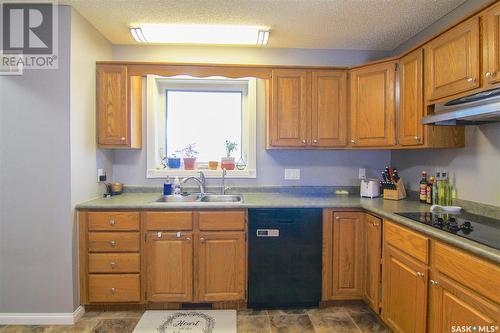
[430,279,439,286]
[486,71,492,78]
[414,136,421,141]
[200,237,205,242]
[186,237,191,241]
[109,219,115,225]
[351,139,356,144]
[120,137,126,141]
[335,216,340,220]
[176,232,182,238]
[313,139,318,143]
[301,139,307,144]
[110,262,116,269]
[466,77,476,83]
[416,271,424,278]
[110,240,116,247]
[110,288,116,295]
[157,232,162,239]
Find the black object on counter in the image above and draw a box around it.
[396,211,500,250]
[248,208,322,309]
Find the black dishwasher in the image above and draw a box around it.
[248,208,322,309]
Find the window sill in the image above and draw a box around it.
[147,168,256,179]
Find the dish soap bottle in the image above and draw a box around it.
[173,177,181,195]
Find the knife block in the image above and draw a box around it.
[383,178,407,201]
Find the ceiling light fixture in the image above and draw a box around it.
[129,25,270,46]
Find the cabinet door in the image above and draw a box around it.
[382,245,427,333]
[484,2,500,87]
[97,64,129,146]
[197,232,246,302]
[269,69,309,147]
[350,62,396,147]
[311,71,347,147]
[364,215,381,313]
[425,17,480,101]
[398,49,424,146]
[323,211,365,300]
[428,273,499,333]
[146,232,193,302]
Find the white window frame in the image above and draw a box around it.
[146,75,257,178]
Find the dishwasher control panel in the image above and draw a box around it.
[256,229,280,237]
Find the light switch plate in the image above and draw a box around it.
[358,168,366,179]
[97,168,106,182]
[284,168,300,180]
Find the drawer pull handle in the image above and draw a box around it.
[301,139,307,144]
[110,262,116,269]
[416,272,424,278]
[157,232,162,239]
[110,288,116,295]
[176,232,182,238]
[186,237,191,241]
[109,219,116,225]
[466,77,476,83]
[110,240,116,247]
[430,279,439,286]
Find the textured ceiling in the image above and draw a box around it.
[63,0,467,50]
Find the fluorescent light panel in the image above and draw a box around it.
[130,25,270,45]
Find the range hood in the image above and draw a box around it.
[421,87,500,125]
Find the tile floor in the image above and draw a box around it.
[0,302,389,333]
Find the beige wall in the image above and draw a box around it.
[392,124,500,206]
[70,8,112,309]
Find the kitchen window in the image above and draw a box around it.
[146,75,257,178]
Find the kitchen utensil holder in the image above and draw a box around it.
[383,178,407,200]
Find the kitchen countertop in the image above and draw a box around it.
[76,192,500,264]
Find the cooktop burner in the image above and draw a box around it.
[396,211,500,250]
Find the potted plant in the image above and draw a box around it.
[166,154,181,169]
[221,140,237,170]
[177,143,199,170]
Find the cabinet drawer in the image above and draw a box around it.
[88,232,140,252]
[433,242,500,304]
[88,274,140,302]
[199,211,246,231]
[89,253,140,273]
[88,212,140,231]
[384,221,429,263]
[145,211,193,230]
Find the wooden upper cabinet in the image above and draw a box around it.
[269,69,309,147]
[398,49,424,146]
[311,71,347,147]
[146,232,193,302]
[484,1,500,87]
[428,273,499,333]
[424,17,480,101]
[197,231,246,302]
[364,215,381,313]
[97,64,141,148]
[323,211,365,300]
[350,62,396,147]
[382,245,428,333]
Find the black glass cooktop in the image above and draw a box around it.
[396,211,500,250]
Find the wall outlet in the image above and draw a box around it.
[358,168,366,179]
[284,168,301,180]
[97,168,106,182]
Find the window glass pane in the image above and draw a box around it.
[166,90,242,162]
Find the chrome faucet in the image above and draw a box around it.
[221,168,230,194]
[181,171,206,195]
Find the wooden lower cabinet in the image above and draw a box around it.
[323,210,365,300]
[364,214,382,313]
[197,231,246,302]
[146,232,193,302]
[381,245,427,333]
[428,273,499,333]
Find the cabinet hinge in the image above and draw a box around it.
[144,233,147,242]
[395,63,399,71]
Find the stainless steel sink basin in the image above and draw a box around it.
[155,194,202,202]
[154,194,243,203]
[200,194,243,203]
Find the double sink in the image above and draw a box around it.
[155,193,243,203]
